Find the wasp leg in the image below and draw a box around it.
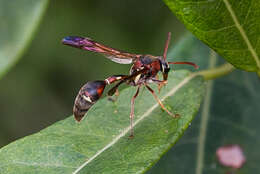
[105,75,129,85]
[108,88,120,102]
[106,69,149,102]
[105,75,128,102]
[152,78,168,93]
[129,86,140,138]
[107,80,125,96]
[107,79,126,102]
[155,75,161,93]
[108,87,121,102]
[145,84,179,118]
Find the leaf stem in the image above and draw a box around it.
[194,63,235,80]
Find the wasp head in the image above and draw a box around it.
[159,59,170,81]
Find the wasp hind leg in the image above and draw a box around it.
[107,88,120,102]
[105,75,128,102]
[107,80,125,102]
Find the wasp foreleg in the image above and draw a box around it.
[152,78,168,93]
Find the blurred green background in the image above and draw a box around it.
[0,0,186,147]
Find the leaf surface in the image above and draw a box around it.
[0,0,48,79]
[164,0,260,72]
[0,34,205,174]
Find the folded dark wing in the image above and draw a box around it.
[62,36,141,64]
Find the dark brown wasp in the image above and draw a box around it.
[62,32,198,137]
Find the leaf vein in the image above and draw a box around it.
[0,161,77,169]
[243,0,253,25]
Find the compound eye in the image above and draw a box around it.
[163,62,170,73]
[160,59,170,74]
[164,67,170,73]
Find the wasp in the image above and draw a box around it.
[62,32,198,137]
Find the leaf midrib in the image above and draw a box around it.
[72,73,197,174]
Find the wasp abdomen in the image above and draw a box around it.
[73,81,106,122]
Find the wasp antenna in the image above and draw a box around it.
[168,61,199,69]
[163,32,171,60]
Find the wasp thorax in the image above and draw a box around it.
[73,81,106,122]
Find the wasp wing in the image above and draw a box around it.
[62,36,141,64]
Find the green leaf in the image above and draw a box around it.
[164,0,260,73]
[0,35,205,174]
[148,36,260,173]
[0,71,204,174]
[0,0,49,79]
